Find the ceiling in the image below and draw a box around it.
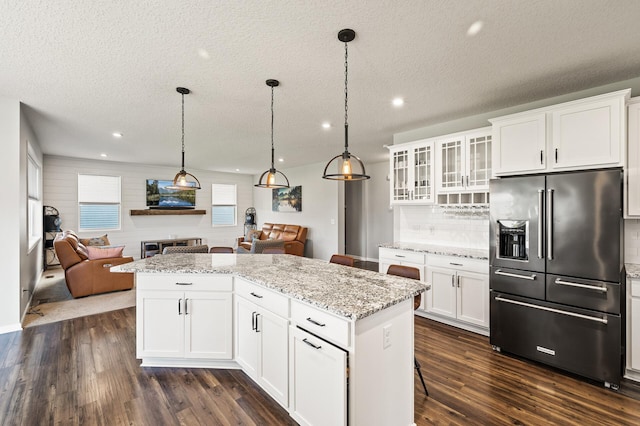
[3,1,640,175]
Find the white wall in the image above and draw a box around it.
[43,156,254,259]
[364,161,393,261]
[0,98,21,333]
[253,161,341,261]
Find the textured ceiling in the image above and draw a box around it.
[3,1,640,174]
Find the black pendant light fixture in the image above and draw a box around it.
[167,87,201,190]
[322,28,370,181]
[255,79,290,188]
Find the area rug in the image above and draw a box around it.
[22,267,136,328]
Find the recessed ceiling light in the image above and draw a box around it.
[467,20,484,36]
[197,48,210,60]
[112,132,123,138]
[392,97,404,107]
[235,168,240,172]
[322,122,331,129]
[100,153,107,158]
[278,158,284,162]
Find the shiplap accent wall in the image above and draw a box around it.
[43,155,254,259]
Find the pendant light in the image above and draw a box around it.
[322,29,370,181]
[167,87,201,190]
[255,79,290,188]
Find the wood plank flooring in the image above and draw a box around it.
[1,308,640,425]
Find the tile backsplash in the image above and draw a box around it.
[625,219,640,264]
[394,205,489,249]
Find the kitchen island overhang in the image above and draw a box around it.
[114,254,428,426]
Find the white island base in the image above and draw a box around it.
[133,268,419,426]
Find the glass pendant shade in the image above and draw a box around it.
[322,28,370,181]
[256,79,290,189]
[167,87,201,190]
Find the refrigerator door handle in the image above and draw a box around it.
[547,188,554,261]
[554,278,608,293]
[538,189,544,259]
[495,296,608,324]
[495,270,536,281]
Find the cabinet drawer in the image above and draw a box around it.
[379,248,425,265]
[235,278,289,318]
[428,255,488,274]
[290,300,350,349]
[136,274,233,291]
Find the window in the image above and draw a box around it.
[78,174,121,231]
[27,152,41,249]
[212,184,237,226]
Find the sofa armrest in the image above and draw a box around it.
[237,236,246,247]
[65,257,134,298]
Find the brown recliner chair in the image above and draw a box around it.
[54,231,134,298]
[237,223,308,256]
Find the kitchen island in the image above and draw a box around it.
[114,253,427,426]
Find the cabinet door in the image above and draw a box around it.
[491,113,546,176]
[632,297,640,371]
[627,101,640,217]
[289,326,347,426]
[258,309,289,407]
[437,136,465,192]
[390,148,411,203]
[184,291,232,359]
[551,97,622,170]
[137,290,184,358]
[456,271,489,328]
[427,267,456,318]
[411,143,434,203]
[235,297,259,378]
[465,131,492,190]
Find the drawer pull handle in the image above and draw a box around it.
[306,317,326,327]
[495,270,536,281]
[495,296,608,324]
[449,262,463,266]
[303,338,322,349]
[394,254,406,258]
[250,292,264,299]
[554,278,607,293]
[175,282,193,286]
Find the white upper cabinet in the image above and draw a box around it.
[436,127,492,193]
[490,89,630,177]
[627,98,640,217]
[389,140,435,204]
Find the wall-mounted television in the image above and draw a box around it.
[146,179,196,209]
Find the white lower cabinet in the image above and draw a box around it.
[235,295,289,407]
[425,255,489,334]
[289,326,348,426]
[136,277,233,360]
[626,278,640,381]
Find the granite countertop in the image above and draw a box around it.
[113,254,428,321]
[626,263,640,278]
[379,242,489,260]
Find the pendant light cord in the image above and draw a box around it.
[270,84,275,168]
[181,91,186,170]
[344,40,349,153]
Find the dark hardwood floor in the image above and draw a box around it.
[1,308,640,425]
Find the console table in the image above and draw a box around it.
[140,237,203,258]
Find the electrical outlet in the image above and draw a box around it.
[383,324,391,349]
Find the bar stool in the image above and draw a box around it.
[386,264,429,396]
[329,254,355,267]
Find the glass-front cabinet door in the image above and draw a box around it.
[436,127,492,193]
[437,136,465,192]
[389,141,435,204]
[466,130,492,191]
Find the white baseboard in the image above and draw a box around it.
[0,323,22,335]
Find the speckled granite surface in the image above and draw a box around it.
[113,254,428,320]
[626,263,640,278]
[379,242,489,260]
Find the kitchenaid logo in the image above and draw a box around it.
[536,346,556,356]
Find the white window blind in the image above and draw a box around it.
[212,184,237,226]
[78,174,121,231]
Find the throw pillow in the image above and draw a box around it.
[86,245,125,260]
[80,234,111,247]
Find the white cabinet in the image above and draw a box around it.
[235,279,289,407]
[289,326,348,426]
[425,255,489,334]
[436,127,492,193]
[626,278,640,382]
[491,89,630,177]
[136,275,233,361]
[626,98,640,217]
[379,248,426,308]
[389,140,435,204]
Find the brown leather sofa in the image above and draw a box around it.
[237,223,308,256]
[54,231,134,298]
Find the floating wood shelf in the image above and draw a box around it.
[130,209,206,216]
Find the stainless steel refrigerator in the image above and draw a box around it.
[489,168,624,389]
